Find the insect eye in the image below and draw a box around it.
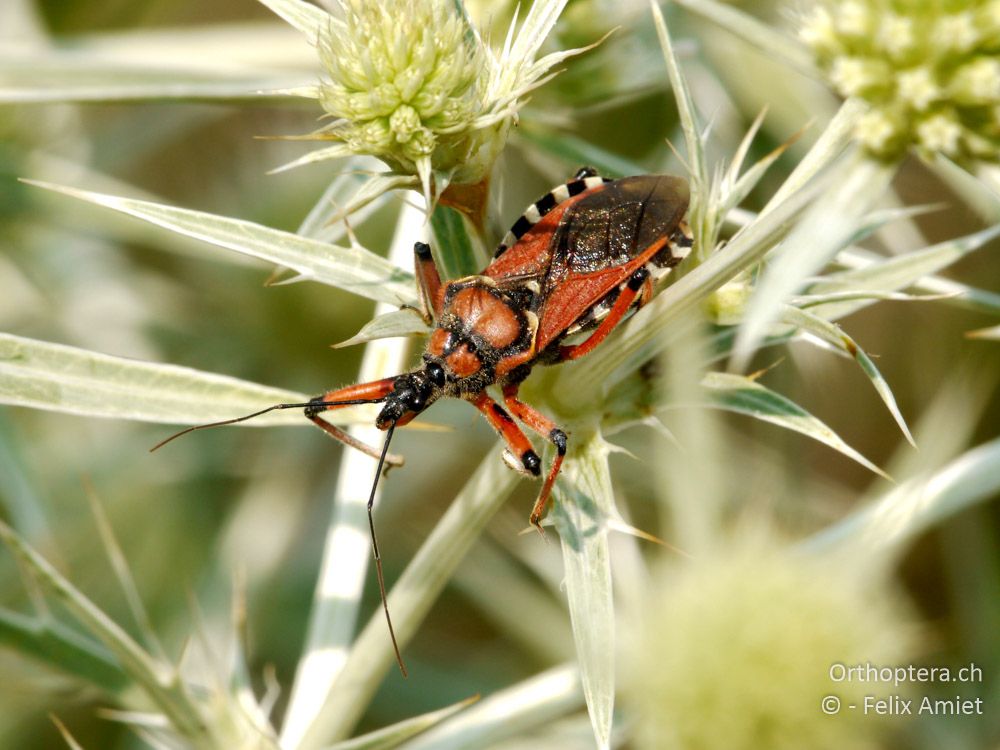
[427,362,445,387]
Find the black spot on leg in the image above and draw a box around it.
[522,450,541,476]
[304,395,328,419]
[627,267,650,291]
[550,429,567,456]
[491,404,514,424]
[414,241,432,258]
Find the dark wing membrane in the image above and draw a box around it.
[552,175,689,281]
[534,175,689,350]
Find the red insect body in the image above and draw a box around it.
[154,168,692,675]
[314,171,689,507]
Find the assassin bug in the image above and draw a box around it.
[153,168,692,675]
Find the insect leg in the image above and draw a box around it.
[306,415,404,465]
[413,241,443,323]
[501,384,567,530]
[470,392,548,523]
[306,376,405,466]
[558,266,652,362]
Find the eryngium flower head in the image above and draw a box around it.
[622,538,914,750]
[318,0,488,179]
[801,1,1000,163]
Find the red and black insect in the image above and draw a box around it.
[154,167,691,674]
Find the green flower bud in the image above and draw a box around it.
[803,1,1000,164]
[855,108,907,157]
[896,67,940,111]
[936,12,979,53]
[389,105,422,143]
[829,57,891,98]
[949,58,1000,104]
[876,15,915,60]
[915,111,964,157]
[704,277,752,326]
[316,0,487,177]
[622,538,915,750]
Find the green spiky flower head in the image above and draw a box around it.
[622,536,915,750]
[318,0,491,183]
[801,0,1000,163]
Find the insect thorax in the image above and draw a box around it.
[423,276,540,393]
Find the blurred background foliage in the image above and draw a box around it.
[1,0,998,748]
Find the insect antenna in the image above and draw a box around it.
[367,421,408,677]
[149,397,386,452]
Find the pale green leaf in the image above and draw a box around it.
[0,57,311,103]
[811,223,1000,320]
[731,153,895,371]
[297,156,390,243]
[24,180,417,307]
[551,430,616,750]
[327,173,421,227]
[0,24,318,103]
[726,109,769,188]
[806,437,1000,555]
[761,98,867,215]
[930,155,1000,224]
[673,0,819,77]
[722,114,793,214]
[333,310,430,349]
[851,203,947,244]
[780,305,915,446]
[0,332,317,426]
[791,290,954,308]
[651,0,706,188]
[295,455,519,748]
[401,664,583,750]
[966,324,1000,340]
[325,696,478,750]
[256,0,331,40]
[700,372,888,478]
[0,607,125,693]
[269,143,356,174]
[0,521,210,742]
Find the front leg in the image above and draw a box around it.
[306,376,405,466]
[413,241,444,323]
[471,392,554,532]
[501,384,567,529]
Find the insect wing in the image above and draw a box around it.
[482,190,593,283]
[534,175,689,350]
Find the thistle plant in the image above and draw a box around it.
[801,0,1000,162]
[316,1,486,179]
[623,537,914,750]
[1,1,999,749]
[277,0,594,221]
